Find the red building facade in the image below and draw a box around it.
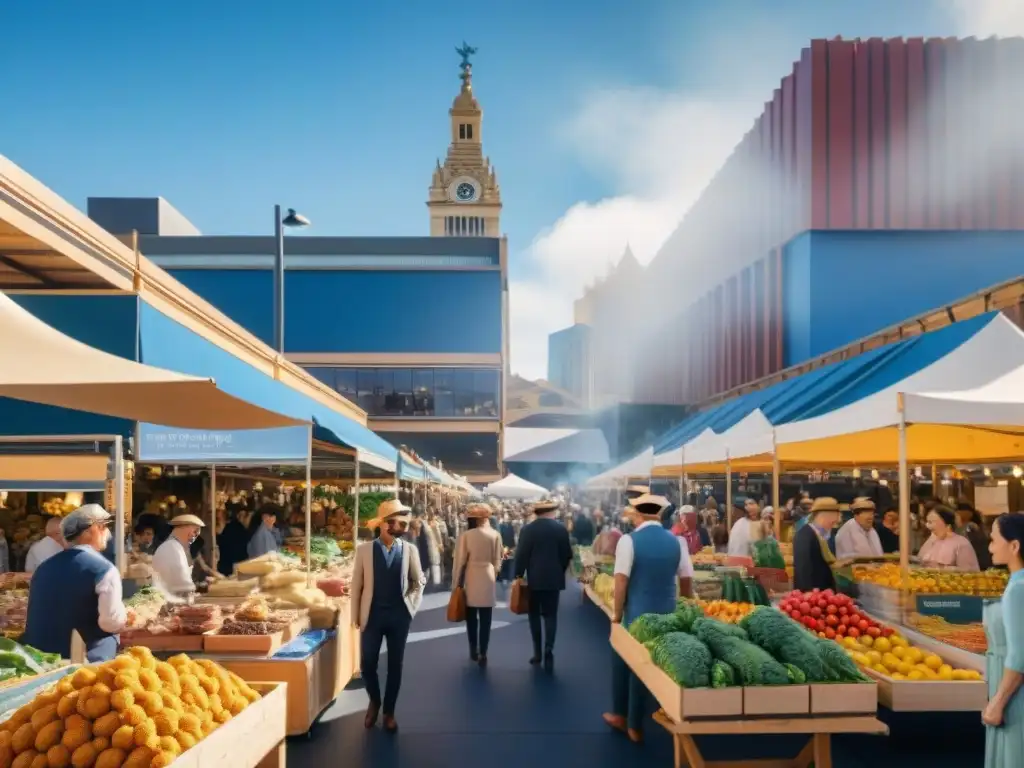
[629,36,1024,407]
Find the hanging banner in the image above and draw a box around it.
[136,424,309,464]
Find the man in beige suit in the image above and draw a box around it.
[351,498,426,733]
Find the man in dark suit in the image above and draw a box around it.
[514,499,572,671]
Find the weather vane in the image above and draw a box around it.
[456,41,477,79]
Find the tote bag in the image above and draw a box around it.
[447,561,467,622]
[509,578,530,615]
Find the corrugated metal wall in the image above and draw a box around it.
[632,36,1024,406]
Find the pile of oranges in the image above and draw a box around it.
[696,599,755,625]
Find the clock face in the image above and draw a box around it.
[449,178,479,203]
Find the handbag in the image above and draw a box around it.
[447,562,467,622]
[509,577,530,615]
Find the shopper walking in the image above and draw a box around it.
[983,513,1024,766]
[603,494,694,743]
[453,504,503,666]
[351,499,426,733]
[514,499,572,671]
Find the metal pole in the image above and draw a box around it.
[114,435,125,575]
[209,465,218,572]
[273,204,285,354]
[353,451,361,546]
[305,425,313,584]
[725,458,733,530]
[772,454,782,540]
[897,398,911,585]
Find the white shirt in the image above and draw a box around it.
[613,521,695,579]
[727,517,756,557]
[151,537,195,597]
[834,518,883,560]
[25,537,64,573]
[72,545,128,634]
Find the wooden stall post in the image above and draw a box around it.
[305,425,313,585]
[725,459,733,529]
[353,451,361,546]
[210,465,218,571]
[772,453,782,541]
[897,397,911,587]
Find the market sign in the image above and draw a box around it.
[915,594,984,624]
[136,424,309,464]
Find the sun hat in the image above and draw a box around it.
[366,498,413,530]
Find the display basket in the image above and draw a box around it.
[750,566,791,596]
[722,555,754,569]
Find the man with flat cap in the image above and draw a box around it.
[152,513,206,600]
[604,494,694,743]
[22,504,128,662]
[514,498,572,671]
[351,498,426,733]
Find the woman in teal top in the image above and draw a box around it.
[983,513,1024,766]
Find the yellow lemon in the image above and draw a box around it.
[965,670,982,680]
[951,669,968,681]
[907,669,925,680]
[872,664,888,675]
[843,637,859,650]
[924,654,943,671]
[897,662,913,676]
[890,635,908,648]
[906,648,924,664]
[938,664,953,676]
[866,651,883,665]
[881,653,901,670]
[851,652,870,667]
[860,635,874,648]
[938,667,954,681]
[890,672,905,680]
[873,637,891,653]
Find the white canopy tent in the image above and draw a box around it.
[771,313,1024,466]
[0,292,306,430]
[482,473,549,499]
[667,411,776,473]
[504,427,610,464]
[652,427,716,469]
[584,447,655,489]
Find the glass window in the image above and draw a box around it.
[433,368,455,417]
[389,369,413,416]
[303,367,335,389]
[474,370,499,417]
[453,370,475,416]
[412,369,434,416]
[375,369,395,415]
[336,369,357,399]
[356,369,376,413]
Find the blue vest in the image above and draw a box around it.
[624,525,681,626]
[371,541,405,616]
[22,548,119,662]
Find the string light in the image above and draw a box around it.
[870,469,879,480]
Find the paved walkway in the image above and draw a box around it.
[289,584,985,767]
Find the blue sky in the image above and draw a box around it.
[0,0,1003,378]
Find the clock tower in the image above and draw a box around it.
[428,44,502,237]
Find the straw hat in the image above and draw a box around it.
[366,498,412,530]
[809,497,840,516]
[170,514,205,528]
[466,503,492,519]
[850,497,876,513]
[624,485,650,500]
[628,493,670,518]
[532,499,560,514]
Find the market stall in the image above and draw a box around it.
[481,473,549,500]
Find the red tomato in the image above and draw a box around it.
[866,626,881,638]
[847,627,861,638]
[849,613,861,625]
[816,619,826,632]
[825,615,839,627]
[790,610,802,621]
[857,619,870,632]
[817,599,828,610]
[810,607,822,618]
[836,624,846,635]
[799,602,811,614]
[803,617,816,630]
[826,604,838,615]
[880,627,894,637]
[825,627,836,639]
[838,605,849,615]
[822,589,834,597]
[811,588,821,594]
[839,615,850,626]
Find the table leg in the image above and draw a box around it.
[792,737,816,768]
[678,734,706,768]
[256,741,286,768]
[673,733,682,768]
[811,733,832,768]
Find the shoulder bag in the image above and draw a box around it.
[509,577,530,615]
[447,551,468,623]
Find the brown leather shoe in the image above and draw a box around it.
[364,702,380,729]
[382,714,398,733]
[602,713,627,734]
[627,728,643,744]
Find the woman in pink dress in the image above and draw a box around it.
[918,506,981,571]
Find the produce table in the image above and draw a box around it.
[205,620,358,736]
[611,624,885,768]
[583,584,613,620]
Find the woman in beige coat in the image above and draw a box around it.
[453,504,503,666]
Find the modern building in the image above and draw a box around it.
[86,51,509,481]
[546,323,592,407]
[580,36,1024,409]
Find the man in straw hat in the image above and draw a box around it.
[792,497,842,592]
[514,498,572,671]
[23,504,128,663]
[604,494,694,743]
[151,513,206,600]
[834,497,883,560]
[351,498,426,733]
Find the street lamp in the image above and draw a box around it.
[273,205,311,353]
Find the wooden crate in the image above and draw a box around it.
[609,623,742,721]
[204,630,284,657]
[810,682,878,715]
[174,681,286,768]
[863,667,988,712]
[743,684,809,715]
[119,633,205,652]
[584,585,614,621]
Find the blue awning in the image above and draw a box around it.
[138,302,400,466]
[652,312,996,453]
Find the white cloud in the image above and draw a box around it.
[509,90,757,380]
[948,0,1024,36]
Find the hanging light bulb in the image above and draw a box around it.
[983,467,992,477]
[1013,466,1023,479]
[852,468,862,479]
[870,469,879,480]
[879,479,889,487]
